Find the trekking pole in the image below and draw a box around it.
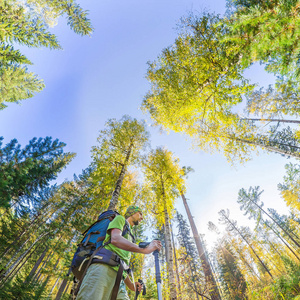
[139,242,163,300]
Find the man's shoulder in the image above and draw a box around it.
[107,214,126,230]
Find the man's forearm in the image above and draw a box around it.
[124,275,135,291]
[111,234,145,253]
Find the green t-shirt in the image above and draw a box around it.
[103,215,132,276]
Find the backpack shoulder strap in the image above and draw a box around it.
[122,220,136,244]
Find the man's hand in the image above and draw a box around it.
[124,277,143,292]
[140,240,162,254]
[135,281,143,292]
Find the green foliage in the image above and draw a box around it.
[278,163,300,212]
[141,270,158,299]
[0,0,92,108]
[176,212,208,298]
[142,148,184,226]
[0,65,45,109]
[90,115,149,211]
[216,242,247,299]
[0,136,75,212]
[225,0,300,80]
[270,257,300,299]
[0,274,48,299]
[143,13,258,164]
[246,79,300,119]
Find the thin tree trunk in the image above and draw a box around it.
[264,221,300,261]
[221,212,273,279]
[163,184,177,299]
[233,137,300,159]
[249,198,300,249]
[181,193,221,300]
[0,203,54,259]
[55,278,69,300]
[49,277,60,298]
[33,251,53,282]
[234,245,261,282]
[0,232,49,283]
[242,118,300,124]
[25,246,48,283]
[171,221,182,299]
[1,236,31,271]
[62,281,71,298]
[0,242,41,287]
[187,263,200,300]
[108,143,133,210]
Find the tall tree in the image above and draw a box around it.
[143,148,184,299]
[238,186,300,249]
[218,209,273,279]
[181,194,221,299]
[224,0,300,81]
[215,240,247,300]
[0,0,92,108]
[278,163,300,213]
[143,12,300,164]
[0,136,75,211]
[245,79,300,120]
[176,212,209,299]
[90,115,149,211]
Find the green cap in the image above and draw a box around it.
[125,205,142,219]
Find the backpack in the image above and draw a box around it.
[70,210,135,281]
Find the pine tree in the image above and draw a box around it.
[176,212,209,299]
[0,136,75,212]
[215,241,247,300]
[224,0,300,81]
[0,0,92,108]
[238,186,300,249]
[278,163,300,213]
[218,209,273,279]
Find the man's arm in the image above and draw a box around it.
[124,276,143,292]
[110,228,161,254]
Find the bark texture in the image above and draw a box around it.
[181,193,221,300]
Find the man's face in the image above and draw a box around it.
[131,211,143,226]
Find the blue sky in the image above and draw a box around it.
[1,0,294,248]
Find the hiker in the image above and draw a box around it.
[77,205,162,300]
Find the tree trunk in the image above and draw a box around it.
[233,137,300,159]
[221,212,273,279]
[254,204,300,249]
[55,278,69,300]
[49,277,60,298]
[108,143,133,210]
[234,245,261,282]
[0,203,54,259]
[163,186,177,299]
[33,250,53,282]
[243,118,300,124]
[171,221,182,299]
[25,246,48,283]
[0,231,50,283]
[0,242,41,287]
[264,221,300,261]
[181,194,221,300]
